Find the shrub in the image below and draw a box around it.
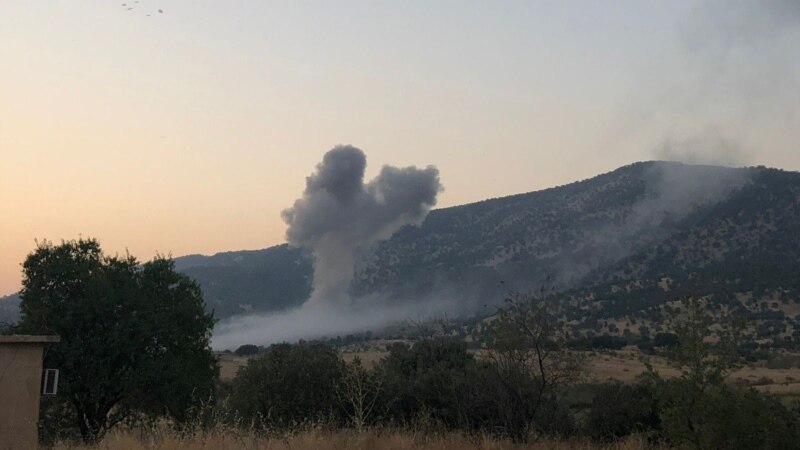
[234,344,260,357]
[652,332,678,347]
[584,382,660,442]
[657,381,799,449]
[228,342,343,428]
[767,354,800,369]
[379,339,480,428]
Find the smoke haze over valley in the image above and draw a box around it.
[209,159,800,349]
[2,158,797,350]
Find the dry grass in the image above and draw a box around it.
[341,349,387,367]
[586,350,679,383]
[218,347,800,395]
[584,348,800,394]
[753,382,800,394]
[217,353,249,380]
[52,427,656,450]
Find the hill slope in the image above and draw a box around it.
[4,161,799,345]
[177,162,800,339]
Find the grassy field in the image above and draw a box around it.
[584,348,800,387]
[52,428,657,450]
[217,353,249,380]
[218,346,800,396]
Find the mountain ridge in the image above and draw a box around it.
[2,160,799,346]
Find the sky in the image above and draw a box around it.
[1,0,798,296]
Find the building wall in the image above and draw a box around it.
[0,343,45,450]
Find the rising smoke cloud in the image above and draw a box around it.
[282,145,442,306]
[213,146,442,349]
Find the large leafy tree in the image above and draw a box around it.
[17,238,217,443]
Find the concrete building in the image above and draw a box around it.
[0,335,60,450]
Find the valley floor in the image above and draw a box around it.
[218,346,800,399]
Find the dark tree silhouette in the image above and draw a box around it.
[17,238,217,443]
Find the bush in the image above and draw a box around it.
[652,332,678,347]
[584,382,660,442]
[228,342,343,428]
[379,339,480,428]
[657,381,800,449]
[767,354,800,369]
[234,344,260,357]
[378,338,577,440]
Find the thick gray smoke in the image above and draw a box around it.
[282,145,442,306]
[212,146,442,349]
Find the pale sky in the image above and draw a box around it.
[1,0,798,295]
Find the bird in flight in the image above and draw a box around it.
[120,2,163,16]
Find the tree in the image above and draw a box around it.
[336,357,386,431]
[17,239,217,443]
[228,342,343,428]
[640,297,800,449]
[486,290,584,441]
[584,382,660,442]
[379,339,481,430]
[647,297,742,446]
[664,297,743,389]
[234,344,260,357]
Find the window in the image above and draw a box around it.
[42,369,59,396]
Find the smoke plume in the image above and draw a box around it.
[282,145,442,306]
[636,0,800,166]
[654,131,751,167]
[211,146,442,349]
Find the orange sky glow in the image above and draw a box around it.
[2,1,798,295]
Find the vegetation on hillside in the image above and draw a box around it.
[154,163,800,352]
[3,163,799,353]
